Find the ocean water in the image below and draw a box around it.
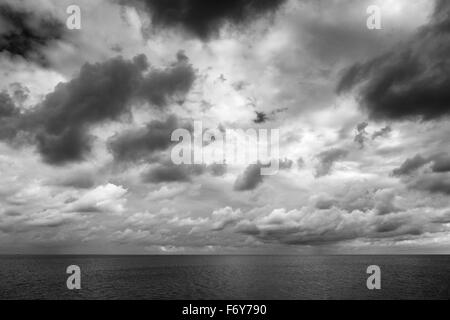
[0,255,448,300]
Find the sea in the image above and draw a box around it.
[0,255,448,300]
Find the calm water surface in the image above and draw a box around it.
[0,255,448,299]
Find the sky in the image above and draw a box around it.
[0,0,449,254]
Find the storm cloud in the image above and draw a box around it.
[0,3,65,66]
[0,53,196,165]
[125,0,286,40]
[109,115,186,162]
[337,0,450,121]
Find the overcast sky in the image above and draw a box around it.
[0,0,449,254]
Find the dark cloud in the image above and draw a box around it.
[337,0,450,121]
[375,220,402,233]
[372,125,392,140]
[142,162,206,183]
[0,4,65,66]
[392,155,430,176]
[411,174,450,195]
[392,153,450,176]
[126,0,286,40]
[431,154,450,173]
[109,115,185,162]
[0,92,21,141]
[233,159,291,191]
[0,91,18,118]
[253,111,268,124]
[138,52,196,107]
[0,53,196,165]
[234,163,264,191]
[28,55,148,164]
[315,148,348,177]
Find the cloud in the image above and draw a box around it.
[147,185,186,200]
[125,0,286,40]
[233,163,264,191]
[208,163,227,176]
[392,154,430,176]
[354,121,368,149]
[233,159,289,191]
[410,174,450,195]
[137,52,196,107]
[109,115,184,162]
[0,91,18,118]
[210,207,243,231]
[431,154,450,173]
[52,169,97,189]
[9,82,30,105]
[66,183,128,213]
[314,195,337,210]
[253,111,268,124]
[220,203,448,247]
[0,53,196,165]
[373,189,401,215]
[337,0,450,121]
[393,153,450,176]
[0,3,66,66]
[315,148,348,177]
[372,126,392,140]
[142,162,206,183]
[279,158,293,170]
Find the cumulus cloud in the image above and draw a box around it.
[0,53,195,165]
[210,206,243,231]
[125,0,286,40]
[337,0,450,121]
[138,52,196,107]
[109,115,184,162]
[65,183,128,213]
